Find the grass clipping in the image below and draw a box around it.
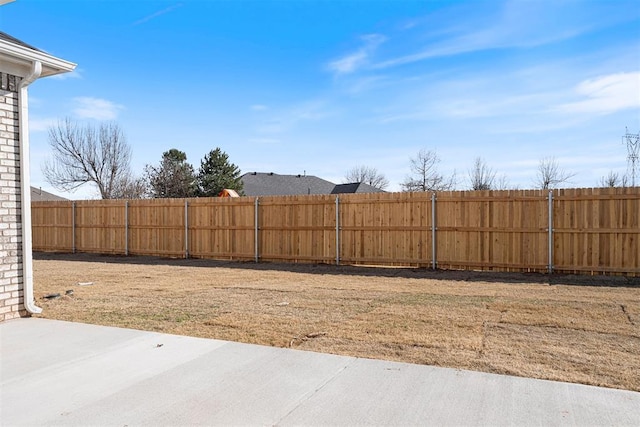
[33,254,640,392]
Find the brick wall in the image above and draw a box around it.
[0,72,26,321]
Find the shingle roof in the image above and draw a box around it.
[331,182,384,194]
[241,172,336,196]
[0,31,76,78]
[0,31,41,52]
[30,187,68,202]
[241,173,388,196]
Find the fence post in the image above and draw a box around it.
[124,201,129,256]
[184,200,189,259]
[71,201,76,254]
[335,196,340,266]
[431,192,437,270]
[548,190,553,273]
[255,197,259,263]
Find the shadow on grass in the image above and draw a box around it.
[34,251,640,288]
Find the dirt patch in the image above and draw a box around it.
[33,253,640,391]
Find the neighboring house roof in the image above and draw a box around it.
[241,172,387,196]
[241,172,336,196]
[30,187,68,202]
[332,182,385,194]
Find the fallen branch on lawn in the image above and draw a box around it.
[289,331,327,347]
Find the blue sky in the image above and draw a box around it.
[1,0,639,198]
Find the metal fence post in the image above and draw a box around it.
[124,201,129,256]
[548,190,553,273]
[255,197,259,263]
[184,200,189,259]
[431,192,437,270]
[335,196,340,266]
[71,201,76,254]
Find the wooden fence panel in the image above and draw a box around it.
[73,200,126,254]
[30,187,640,276]
[31,201,73,252]
[189,198,255,260]
[554,187,640,274]
[128,199,185,257]
[435,190,549,272]
[259,195,336,263]
[339,192,432,266]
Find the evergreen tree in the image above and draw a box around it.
[144,149,196,198]
[196,148,243,196]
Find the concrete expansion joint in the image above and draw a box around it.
[0,333,144,387]
[274,357,357,425]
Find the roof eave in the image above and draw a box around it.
[0,39,76,77]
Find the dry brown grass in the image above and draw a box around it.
[33,253,640,392]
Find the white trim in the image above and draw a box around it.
[0,39,76,77]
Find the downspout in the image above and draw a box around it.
[18,60,42,314]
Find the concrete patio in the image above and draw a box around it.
[1,318,639,426]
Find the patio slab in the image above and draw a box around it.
[1,318,639,426]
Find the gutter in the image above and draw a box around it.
[0,39,76,77]
[18,60,42,314]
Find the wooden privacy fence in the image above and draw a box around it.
[31,187,640,276]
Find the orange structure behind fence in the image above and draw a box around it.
[31,188,640,276]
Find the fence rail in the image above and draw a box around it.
[31,187,640,276]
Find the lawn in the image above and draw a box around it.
[33,253,640,392]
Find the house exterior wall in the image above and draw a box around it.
[0,71,26,321]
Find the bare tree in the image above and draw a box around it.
[111,174,148,199]
[598,171,628,188]
[467,157,497,190]
[344,165,389,190]
[533,157,576,189]
[401,149,455,192]
[43,118,134,199]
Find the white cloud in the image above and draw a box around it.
[250,104,268,111]
[133,3,183,26]
[554,72,640,115]
[73,97,124,120]
[49,68,83,80]
[257,100,333,134]
[248,138,280,144]
[329,51,368,75]
[29,117,56,132]
[342,75,392,95]
[373,1,637,70]
[328,34,386,75]
[367,61,638,129]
